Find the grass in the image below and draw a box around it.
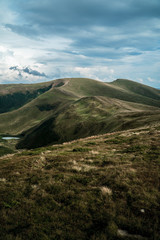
[72,147,90,152]
[0,125,159,239]
[111,79,160,101]
[0,82,54,114]
[0,146,14,157]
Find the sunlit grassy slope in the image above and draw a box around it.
[63,78,160,107]
[110,79,160,100]
[0,124,159,239]
[0,78,160,149]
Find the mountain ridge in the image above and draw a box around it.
[0,78,160,149]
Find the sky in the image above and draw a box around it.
[0,0,160,88]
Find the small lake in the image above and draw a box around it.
[2,137,20,140]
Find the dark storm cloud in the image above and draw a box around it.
[23,67,47,77]
[9,66,19,71]
[9,66,48,78]
[10,0,160,30]
[6,0,160,59]
[5,24,38,37]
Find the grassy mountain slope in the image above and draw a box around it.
[17,95,160,149]
[0,78,160,149]
[0,81,54,113]
[63,78,160,107]
[0,86,76,135]
[110,79,160,100]
[0,125,159,239]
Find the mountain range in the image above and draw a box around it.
[0,78,159,149]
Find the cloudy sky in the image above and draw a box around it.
[0,0,160,88]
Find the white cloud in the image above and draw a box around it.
[74,66,115,81]
[148,77,156,82]
[137,78,144,83]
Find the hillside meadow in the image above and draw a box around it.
[0,124,159,239]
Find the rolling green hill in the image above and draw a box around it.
[110,79,160,100]
[60,78,160,107]
[16,96,160,149]
[0,78,160,149]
